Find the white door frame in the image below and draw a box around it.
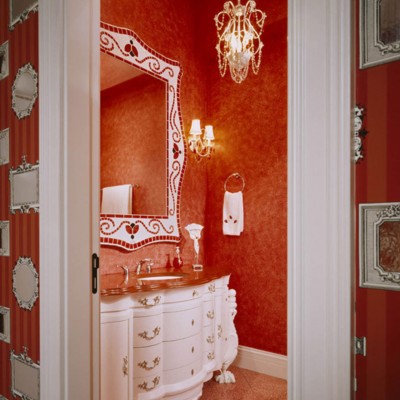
[39,0,352,398]
[288,0,352,398]
[39,0,100,399]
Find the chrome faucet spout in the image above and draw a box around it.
[136,258,154,274]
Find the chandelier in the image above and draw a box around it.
[215,1,267,84]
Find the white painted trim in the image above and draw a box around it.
[288,0,352,399]
[39,0,99,398]
[233,346,287,380]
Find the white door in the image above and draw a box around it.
[39,0,100,398]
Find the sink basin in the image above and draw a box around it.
[137,273,186,282]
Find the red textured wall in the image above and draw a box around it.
[0,4,39,397]
[100,0,287,356]
[355,2,400,397]
[199,0,287,355]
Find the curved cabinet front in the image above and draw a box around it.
[100,275,238,400]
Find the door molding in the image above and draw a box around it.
[39,0,352,398]
[288,0,352,398]
[39,0,100,398]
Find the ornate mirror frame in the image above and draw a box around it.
[99,22,186,251]
[12,257,39,311]
[0,41,9,80]
[0,221,10,256]
[10,347,40,400]
[12,63,38,120]
[9,156,39,214]
[359,202,400,290]
[9,0,38,31]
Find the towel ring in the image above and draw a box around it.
[224,172,245,192]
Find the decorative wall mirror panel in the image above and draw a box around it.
[9,0,38,31]
[0,306,11,343]
[99,22,186,251]
[12,63,38,120]
[359,202,400,290]
[9,156,39,214]
[0,128,10,165]
[360,0,400,68]
[10,348,40,400]
[0,221,10,256]
[12,257,39,310]
[0,41,9,80]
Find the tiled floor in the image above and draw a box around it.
[201,366,287,399]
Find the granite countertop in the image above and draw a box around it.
[100,265,230,296]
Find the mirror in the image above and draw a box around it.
[99,22,186,251]
[9,0,38,31]
[11,348,40,400]
[0,221,10,256]
[0,41,9,80]
[12,63,38,120]
[12,257,39,311]
[101,54,166,215]
[9,156,39,214]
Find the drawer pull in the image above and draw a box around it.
[192,290,199,298]
[207,335,215,344]
[208,283,215,292]
[191,369,194,376]
[191,346,195,353]
[207,352,215,360]
[218,324,223,338]
[122,356,128,376]
[138,326,161,341]
[207,310,215,319]
[138,356,161,371]
[138,376,160,392]
[192,319,195,326]
[139,295,161,307]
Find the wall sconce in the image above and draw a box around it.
[188,119,215,160]
[215,0,267,84]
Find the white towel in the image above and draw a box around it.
[101,184,132,214]
[223,191,244,236]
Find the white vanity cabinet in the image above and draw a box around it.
[100,274,238,400]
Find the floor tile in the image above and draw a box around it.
[201,366,287,400]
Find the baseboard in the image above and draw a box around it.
[233,345,287,380]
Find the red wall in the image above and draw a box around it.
[100,0,287,356]
[355,1,400,398]
[0,4,39,397]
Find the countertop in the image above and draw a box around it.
[100,266,230,296]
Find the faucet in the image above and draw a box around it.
[136,258,154,274]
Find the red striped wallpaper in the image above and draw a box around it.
[0,2,39,397]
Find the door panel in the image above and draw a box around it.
[355,1,400,398]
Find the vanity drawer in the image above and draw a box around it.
[132,292,163,309]
[133,343,162,378]
[203,300,215,327]
[163,306,202,341]
[163,357,203,385]
[133,373,162,396]
[163,333,202,370]
[163,285,203,303]
[133,314,163,347]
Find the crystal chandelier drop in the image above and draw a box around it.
[215,1,266,84]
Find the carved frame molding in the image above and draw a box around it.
[359,202,400,290]
[99,22,186,251]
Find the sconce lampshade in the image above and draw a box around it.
[204,125,215,141]
[189,119,202,136]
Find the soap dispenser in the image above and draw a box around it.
[173,245,183,269]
